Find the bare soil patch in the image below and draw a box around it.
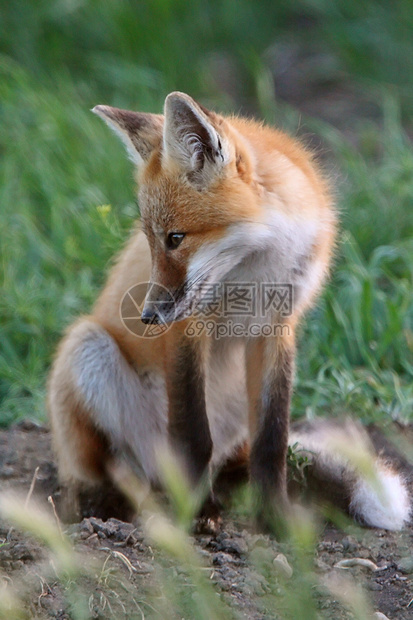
[0,422,412,619]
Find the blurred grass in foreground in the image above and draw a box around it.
[0,0,412,427]
[0,441,386,619]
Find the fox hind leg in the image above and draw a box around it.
[48,318,167,519]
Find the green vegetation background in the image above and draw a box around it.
[0,0,412,426]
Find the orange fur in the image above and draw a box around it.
[48,93,336,521]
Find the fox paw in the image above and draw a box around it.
[194,495,223,535]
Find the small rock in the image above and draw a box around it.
[212,552,236,566]
[250,545,276,568]
[198,549,210,560]
[0,549,12,562]
[314,558,330,573]
[217,580,231,592]
[39,594,54,610]
[0,466,14,478]
[273,553,293,579]
[397,556,413,574]
[373,613,390,620]
[85,533,99,546]
[248,533,270,550]
[243,569,270,596]
[218,537,248,557]
[216,565,239,582]
[368,581,383,591]
[89,517,114,536]
[12,543,35,561]
[319,600,332,610]
[88,517,136,541]
[14,419,48,432]
[342,536,358,553]
[79,519,94,535]
[357,547,372,559]
[135,561,154,574]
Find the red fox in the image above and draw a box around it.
[48,92,411,531]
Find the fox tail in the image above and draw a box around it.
[289,418,412,531]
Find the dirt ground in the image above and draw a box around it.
[0,421,412,619]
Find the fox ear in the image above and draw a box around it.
[163,92,229,188]
[92,105,163,166]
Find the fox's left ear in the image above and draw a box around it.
[163,92,230,188]
[92,105,163,167]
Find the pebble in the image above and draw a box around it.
[14,419,48,432]
[212,552,237,566]
[0,466,14,478]
[368,581,383,591]
[86,517,138,543]
[218,537,248,557]
[79,519,94,535]
[314,558,331,573]
[89,517,118,537]
[397,556,413,574]
[273,553,293,579]
[135,561,154,574]
[240,569,269,596]
[247,533,270,550]
[250,545,276,568]
[12,543,35,561]
[342,535,358,553]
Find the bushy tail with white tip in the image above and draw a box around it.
[289,418,412,531]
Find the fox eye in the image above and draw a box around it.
[166,232,185,250]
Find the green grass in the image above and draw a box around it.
[0,0,412,428]
[294,102,413,424]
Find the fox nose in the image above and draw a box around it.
[140,307,160,324]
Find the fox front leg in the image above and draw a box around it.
[165,332,222,531]
[165,331,214,492]
[247,331,295,535]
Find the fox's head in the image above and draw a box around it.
[93,92,276,323]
